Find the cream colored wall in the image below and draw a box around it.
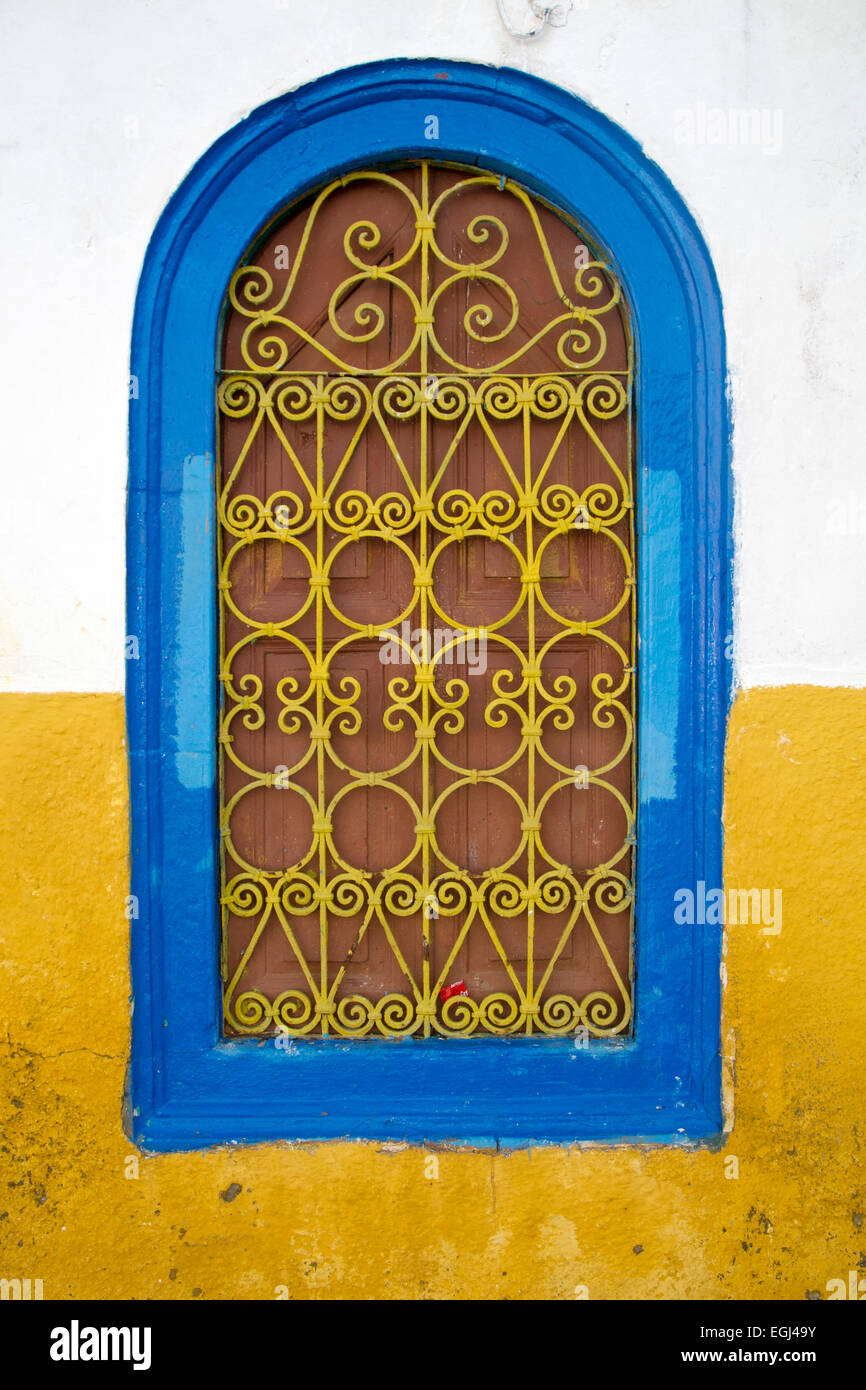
[1,1,865,689]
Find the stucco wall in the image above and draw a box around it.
[1,0,865,1299]
[1,0,865,689]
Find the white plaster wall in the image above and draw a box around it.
[1,0,864,691]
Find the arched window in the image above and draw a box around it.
[128,62,729,1147]
[218,163,635,1041]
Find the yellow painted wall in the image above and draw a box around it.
[1,688,864,1299]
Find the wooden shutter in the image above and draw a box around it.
[218,162,635,1039]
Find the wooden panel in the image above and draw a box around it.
[219,162,635,1038]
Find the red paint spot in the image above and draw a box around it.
[440,981,469,1002]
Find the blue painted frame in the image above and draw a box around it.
[127,59,731,1151]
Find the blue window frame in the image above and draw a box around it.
[127,59,731,1150]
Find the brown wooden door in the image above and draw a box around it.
[218,162,635,1039]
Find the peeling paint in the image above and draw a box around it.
[0,688,864,1297]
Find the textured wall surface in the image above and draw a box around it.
[1,0,866,690]
[2,0,864,1304]
[1,689,863,1300]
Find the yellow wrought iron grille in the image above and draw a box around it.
[217,162,635,1039]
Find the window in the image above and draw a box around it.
[218,163,635,1041]
[128,60,729,1147]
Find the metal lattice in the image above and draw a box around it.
[218,162,635,1038]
